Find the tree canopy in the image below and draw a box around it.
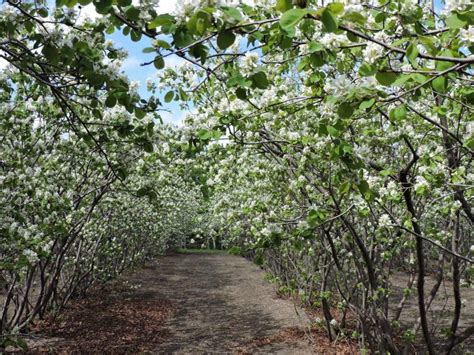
[1,0,474,353]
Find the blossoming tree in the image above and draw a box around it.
[1,0,474,353]
[149,0,474,352]
[0,1,208,348]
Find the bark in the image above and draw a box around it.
[399,138,434,355]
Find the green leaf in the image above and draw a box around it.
[464,89,474,104]
[42,44,58,63]
[403,218,413,229]
[250,72,269,89]
[174,27,194,48]
[154,39,171,49]
[375,12,386,23]
[446,13,467,29]
[359,98,375,110]
[418,36,436,55]
[337,102,354,118]
[164,91,174,103]
[189,43,208,62]
[153,56,165,69]
[279,36,293,49]
[280,8,307,31]
[193,15,209,35]
[465,137,474,150]
[117,0,131,6]
[309,53,324,67]
[117,167,128,180]
[105,95,116,108]
[130,29,142,42]
[346,12,366,27]
[236,88,247,100]
[406,42,419,67]
[375,72,398,86]
[217,30,236,50]
[186,10,211,35]
[135,108,146,119]
[197,129,212,140]
[358,180,370,195]
[143,141,154,152]
[432,76,447,93]
[221,7,243,21]
[137,187,148,197]
[276,0,292,12]
[198,18,207,34]
[390,105,407,120]
[65,0,78,7]
[125,6,140,21]
[327,2,344,15]
[359,62,376,77]
[38,8,48,17]
[339,181,351,194]
[142,47,156,53]
[148,14,174,29]
[308,41,323,52]
[321,9,338,33]
[436,50,456,71]
[327,125,339,136]
[307,209,322,227]
[380,169,395,177]
[179,87,189,100]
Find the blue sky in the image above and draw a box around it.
[107,30,187,125]
[110,0,445,125]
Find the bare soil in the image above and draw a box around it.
[25,252,322,354]
[14,252,473,354]
[388,271,474,352]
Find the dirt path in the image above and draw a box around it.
[29,251,315,354]
[129,251,312,353]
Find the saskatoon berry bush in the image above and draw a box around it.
[1,0,474,353]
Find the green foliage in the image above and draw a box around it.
[2,1,474,352]
[280,8,308,32]
[406,42,419,67]
[445,13,467,29]
[228,246,242,255]
[432,76,448,93]
[250,72,270,89]
[154,56,165,69]
[276,0,292,12]
[375,71,399,86]
[217,30,236,50]
[321,8,338,32]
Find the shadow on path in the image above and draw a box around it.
[29,251,312,354]
[128,252,311,353]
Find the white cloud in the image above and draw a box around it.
[121,56,142,71]
[76,4,100,24]
[165,55,185,69]
[0,56,9,71]
[159,109,186,126]
[155,0,255,14]
[156,1,177,14]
